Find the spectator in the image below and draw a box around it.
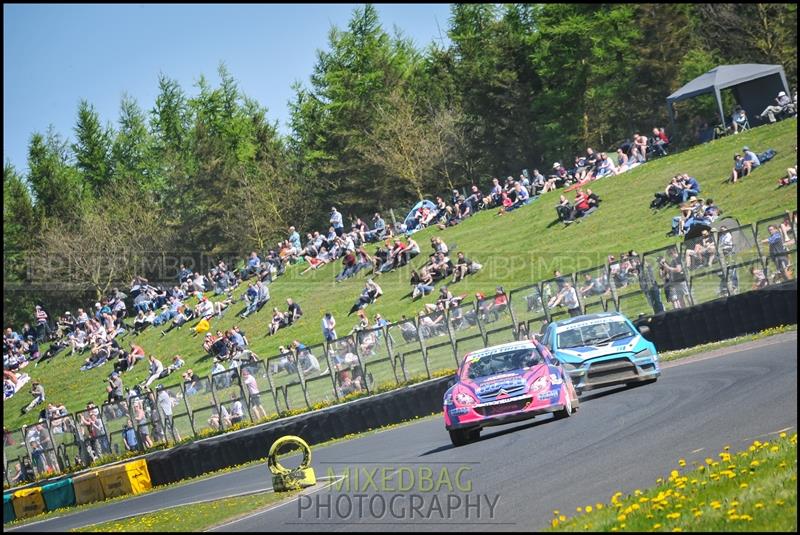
[759,91,792,123]
[229,393,244,425]
[555,194,574,224]
[144,355,164,388]
[321,312,337,341]
[157,386,181,441]
[269,308,287,336]
[122,419,139,451]
[616,148,630,173]
[330,207,344,237]
[731,105,748,133]
[547,282,582,317]
[131,398,153,449]
[680,174,701,203]
[241,368,267,420]
[730,154,747,183]
[742,146,761,174]
[106,372,124,403]
[451,252,482,283]
[659,248,690,309]
[651,127,669,156]
[34,305,50,342]
[286,298,303,325]
[762,224,793,281]
[632,132,648,163]
[21,380,45,415]
[749,265,769,290]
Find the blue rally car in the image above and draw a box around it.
[540,312,660,395]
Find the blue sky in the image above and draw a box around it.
[3,3,452,174]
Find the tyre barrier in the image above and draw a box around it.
[268,435,316,492]
[634,279,796,351]
[145,375,452,487]
[3,460,153,523]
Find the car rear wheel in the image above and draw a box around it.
[449,428,480,447]
[554,388,574,419]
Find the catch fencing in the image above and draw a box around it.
[4,211,796,486]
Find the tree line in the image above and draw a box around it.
[4,3,797,325]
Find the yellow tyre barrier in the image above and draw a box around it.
[12,487,46,519]
[268,435,316,492]
[98,460,152,499]
[72,471,105,505]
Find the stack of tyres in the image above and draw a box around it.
[12,487,46,520]
[41,477,76,511]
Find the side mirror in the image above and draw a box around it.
[638,325,651,337]
[446,375,457,388]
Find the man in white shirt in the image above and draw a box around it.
[759,91,793,123]
[144,355,164,388]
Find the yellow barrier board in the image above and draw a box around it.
[98,460,152,499]
[72,471,105,505]
[12,487,45,519]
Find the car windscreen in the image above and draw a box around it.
[557,320,636,349]
[464,348,543,380]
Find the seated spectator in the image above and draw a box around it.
[241,251,262,279]
[451,252,482,283]
[542,164,562,193]
[483,177,503,206]
[778,165,797,187]
[547,282,582,317]
[680,174,701,203]
[348,279,383,315]
[555,194,574,223]
[749,265,769,290]
[594,152,618,178]
[285,298,303,325]
[616,148,630,173]
[742,146,761,174]
[650,127,669,156]
[759,91,793,123]
[731,106,748,133]
[268,307,287,336]
[632,133,648,163]
[579,273,609,298]
[729,153,747,183]
[573,189,592,218]
[685,229,716,269]
[160,306,191,336]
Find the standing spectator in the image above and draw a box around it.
[157,386,181,442]
[34,305,50,342]
[131,398,153,449]
[659,249,690,309]
[122,419,139,452]
[763,225,793,281]
[106,372,124,404]
[241,368,267,421]
[322,313,337,342]
[330,207,344,237]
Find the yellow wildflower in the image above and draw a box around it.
[585,505,592,513]
[678,459,686,467]
[666,512,680,519]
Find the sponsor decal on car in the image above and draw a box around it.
[449,407,470,415]
[537,389,560,401]
[474,394,532,408]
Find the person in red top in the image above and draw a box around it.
[574,189,591,217]
[652,127,669,156]
[389,240,408,269]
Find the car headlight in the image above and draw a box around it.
[635,347,655,359]
[560,361,578,371]
[444,392,453,406]
[530,376,549,392]
[455,391,477,406]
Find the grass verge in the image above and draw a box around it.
[549,432,797,532]
[658,324,797,363]
[72,488,301,532]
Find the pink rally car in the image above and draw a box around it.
[443,339,579,446]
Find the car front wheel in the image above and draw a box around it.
[554,388,574,419]
[449,428,480,447]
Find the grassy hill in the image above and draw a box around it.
[4,118,797,432]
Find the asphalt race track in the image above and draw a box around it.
[10,333,797,532]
